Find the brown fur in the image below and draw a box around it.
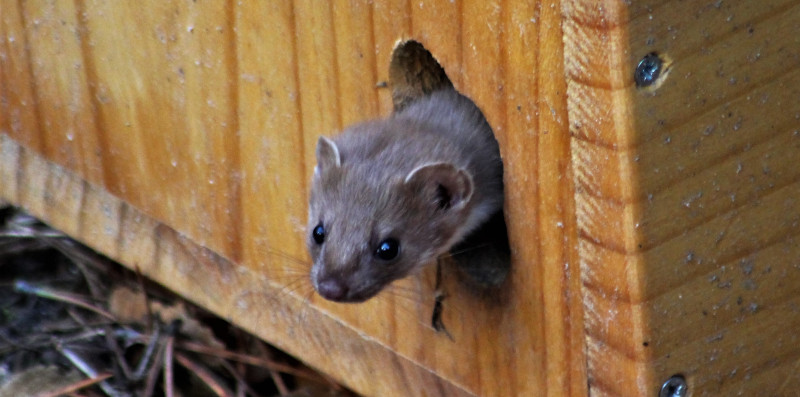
[307,89,504,302]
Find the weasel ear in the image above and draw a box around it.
[315,136,341,176]
[405,163,473,210]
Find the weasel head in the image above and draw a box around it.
[306,136,474,302]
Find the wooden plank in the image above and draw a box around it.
[0,1,45,155]
[72,0,243,259]
[500,1,589,395]
[372,0,410,115]
[564,0,800,395]
[331,1,380,126]
[236,1,308,284]
[5,0,798,394]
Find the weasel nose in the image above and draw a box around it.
[317,278,348,301]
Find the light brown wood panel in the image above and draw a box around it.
[18,1,105,184]
[626,1,800,147]
[1,1,584,396]
[4,0,798,395]
[565,0,800,395]
[82,0,241,259]
[372,0,410,115]
[331,1,380,126]
[236,1,307,282]
[0,1,44,154]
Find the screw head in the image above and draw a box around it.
[659,374,688,397]
[635,52,663,87]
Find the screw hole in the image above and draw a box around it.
[659,374,688,397]
[635,52,667,88]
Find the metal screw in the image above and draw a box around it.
[635,52,663,87]
[659,374,688,397]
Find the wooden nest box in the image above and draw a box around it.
[2,1,799,396]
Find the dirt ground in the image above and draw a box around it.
[0,206,356,397]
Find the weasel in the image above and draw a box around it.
[307,89,504,303]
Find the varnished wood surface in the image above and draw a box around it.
[1,1,583,396]
[564,0,800,395]
[3,0,799,395]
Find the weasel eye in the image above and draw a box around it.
[375,238,399,261]
[312,223,325,245]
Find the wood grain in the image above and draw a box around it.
[564,0,800,395]
[5,0,797,395]
[1,1,582,396]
